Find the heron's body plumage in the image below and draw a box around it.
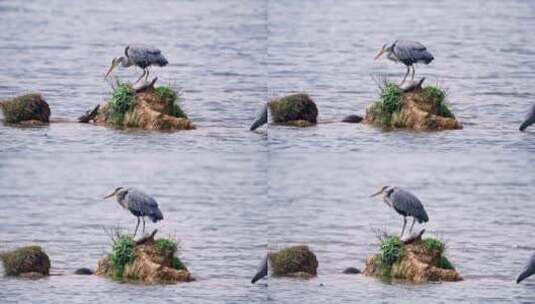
[125,44,168,69]
[517,253,535,283]
[386,187,429,224]
[519,103,535,131]
[251,254,269,284]
[390,40,434,66]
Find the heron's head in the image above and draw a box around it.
[370,185,390,197]
[104,187,123,199]
[105,57,120,78]
[374,43,392,61]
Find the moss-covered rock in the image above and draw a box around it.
[363,235,461,282]
[92,84,194,131]
[1,246,50,277]
[0,93,50,124]
[95,233,193,284]
[364,83,461,130]
[269,245,318,279]
[268,94,318,127]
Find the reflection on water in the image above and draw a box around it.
[1,0,535,303]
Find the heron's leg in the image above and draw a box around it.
[400,66,410,86]
[134,69,147,84]
[145,67,151,82]
[134,217,140,237]
[411,65,416,81]
[142,217,146,234]
[400,217,407,238]
[409,217,416,235]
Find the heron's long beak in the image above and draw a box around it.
[103,190,117,199]
[104,62,117,78]
[374,47,385,61]
[370,189,383,197]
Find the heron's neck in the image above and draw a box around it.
[116,191,129,209]
[386,51,398,63]
[119,56,134,68]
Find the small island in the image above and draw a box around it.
[363,232,462,282]
[96,230,193,284]
[81,81,195,131]
[364,79,462,130]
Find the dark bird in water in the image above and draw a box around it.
[375,40,434,85]
[251,254,269,284]
[517,253,535,284]
[250,104,268,131]
[104,187,164,237]
[370,186,429,238]
[519,103,535,131]
[105,44,168,84]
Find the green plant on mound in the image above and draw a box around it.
[423,238,445,255]
[109,235,136,279]
[369,84,403,127]
[154,238,178,256]
[376,236,404,278]
[155,86,187,119]
[109,84,135,126]
[423,237,455,270]
[421,86,454,118]
[171,256,186,271]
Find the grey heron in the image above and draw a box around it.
[370,186,429,238]
[374,40,434,85]
[251,254,268,284]
[104,187,164,237]
[517,253,535,283]
[105,44,168,84]
[519,103,535,131]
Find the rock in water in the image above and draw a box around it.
[95,232,193,284]
[0,246,50,277]
[364,83,461,131]
[341,115,363,123]
[268,94,318,127]
[269,245,318,279]
[342,267,361,274]
[74,267,94,275]
[0,93,50,124]
[86,84,194,131]
[363,234,462,282]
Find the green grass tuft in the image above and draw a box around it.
[421,85,454,118]
[369,84,404,127]
[171,256,186,270]
[423,238,445,255]
[109,235,136,279]
[439,256,454,270]
[109,84,136,126]
[154,238,178,256]
[376,236,404,278]
[155,86,187,119]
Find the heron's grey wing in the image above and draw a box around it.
[519,104,535,131]
[251,254,269,284]
[394,41,433,65]
[392,189,429,223]
[126,45,168,67]
[125,188,163,222]
[250,103,268,131]
[517,253,535,283]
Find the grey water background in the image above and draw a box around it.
[1,0,535,303]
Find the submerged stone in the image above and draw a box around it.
[0,93,50,124]
[74,267,94,275]
[96,231,193,284]
[342,267,361,274]
[0,245,50,277]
